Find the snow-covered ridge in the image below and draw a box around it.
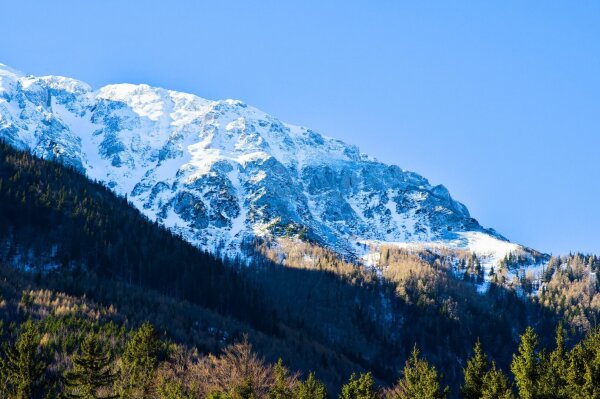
[0,62,543,270]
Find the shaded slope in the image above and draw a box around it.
[0,140,272,330]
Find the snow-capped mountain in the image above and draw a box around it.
[0,63,540,267]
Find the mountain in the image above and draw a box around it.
[0,140,565,394]
[0,140,368,390]
[3,63,598,397]
[0,63,543,276]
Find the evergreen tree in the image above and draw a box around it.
[1,320,46,399]
[296,372,327,399]
[63,333,116,399]
[461,340,490,399]
[116,322,161,399]
[481,362,514,399]
[388,346,447,399]
[565,342,588,398]
[339,372,377,399]
[231,377,255,399]
[475,258,484,283]
[565,328,600,399]
[268,359,293,399]
[511,327,542,399]
[539,323,568,399]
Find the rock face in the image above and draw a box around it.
[0,63,521,260]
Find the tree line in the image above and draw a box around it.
[2,314,600,398]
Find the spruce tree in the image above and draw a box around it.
[390,346,448,399]
[1,320,46,399]
[511,327,541,399]
[461,340,490,399]
[565,328,600,399]
[481,362,514,399]
[117,322,161,399]
[63,333,116,399]
[231,377,255,399]
[268,358,293,399]
[339,372,377,399]
[296,372,327,399]
[582,329,600,398]
[565,342,588,398]
[540,324,568,398]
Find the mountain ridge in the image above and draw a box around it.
[0,62,541,273]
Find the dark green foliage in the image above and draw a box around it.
[539,324,568,399]
[565,327,600,399]
[296,372,327,399]
[0,319,46,399]
[511,327,543,399]
[232,378,255,399]
[268,359,293,399]
[388,346,448,399]
[480,363,514,399]
[339,372,377,399]
[461,340,489,399]
[2,313,600,398]
[461,340,514,399]
[116,322,160,398]
[63,333,116,399]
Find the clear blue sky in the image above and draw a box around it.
[2,1,599,254]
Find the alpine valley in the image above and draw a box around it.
[1,62,599,398]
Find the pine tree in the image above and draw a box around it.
[1,320,46,399]
[339,372,377,399]
[461,340,490,399]
[540,324,568,398]
[565,328,600,399]
[63,333,116,399]
[231,377,255,399]
[296,372,327,399]
[268,359,293,399]
[116,322,161,399]
[565,342,587,398]
[511,327,541,399]
[481,362,514,399]
[388,346,448,399]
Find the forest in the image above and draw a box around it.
[1,293,600,399]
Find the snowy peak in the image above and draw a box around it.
[0,62,537,268]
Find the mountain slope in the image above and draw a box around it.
[0,63,540,270]
[0,141,567,394]
[0,140,375,389]
[0,140,272,330]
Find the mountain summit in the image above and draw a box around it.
[0,63,538,270]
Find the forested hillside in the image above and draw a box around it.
[0,140,365,390]
[0,141,273,330]
[1,141,600,397]
[1,277,600,398]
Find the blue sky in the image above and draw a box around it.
[2,1,600,254]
